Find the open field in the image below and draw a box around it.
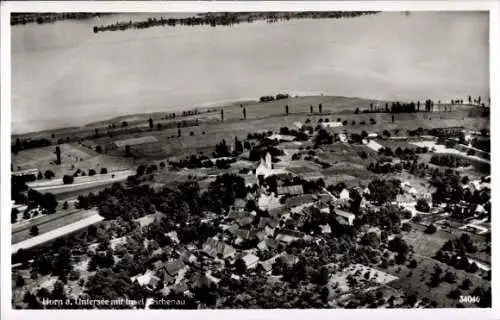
[12,143,96,169]
[12,209,100,244]
[13,143,136,178]
[325,262,398,304]
[402,227,450,258]
[12,211,103,253]
[410,141,490,164]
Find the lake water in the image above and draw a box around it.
[12,12,489,134]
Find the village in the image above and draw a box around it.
[11,97,491,309]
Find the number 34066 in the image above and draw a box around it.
[459,296,480,304]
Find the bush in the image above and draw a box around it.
[62,175,74,185]
[44,170,55,180]
[88,169,96,176]
[430,154,470,168]
[30,226,39,236]
[412,215,422,223]
[11,208,18,223]
[402,223,412,232]
[448,288,461,299]
[443,271,457,283]
[425,224,437,234]
[408,259,418,269]
[415,199,430,212]
[100,168,108,174]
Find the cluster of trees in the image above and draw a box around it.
[11,177,58,222]
[278,127,308,141]
[12,138,51,154]
[11,13,109,25]
[213,139,231,158]
[259,93,290,102]
[367,161,404,174]
[365,179,402,205]
[249,144,284,163]
[415,198,431,212]
[430,168,490,209]
[181,109,199,117]
[169,155,211,169]
[430,154,470,168]
[314,129,333,145]
[76,173,247,222]
[357,205,402,234]
[359,100,436,114]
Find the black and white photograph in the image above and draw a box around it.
[1,1,498,318]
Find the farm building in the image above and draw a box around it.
[394,194,416,206]
[276,229,305,244]
[162,259,186,277]
[277,185,304,196]
[242,253,260,269]
[338,133,348,143]
[201,238,236,259]
[131,271,160,291]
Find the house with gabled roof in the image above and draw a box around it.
[254,230,267,242]
[191,272,214,289]
[236,215,254,227]
[334,209,355,226]
[258,217,279,229]
[242,253,260,269]
[275,229,305,244]
[257,240,269,251]
[163,259,186,277]
[260,253,283,273]
[201,238,236,259]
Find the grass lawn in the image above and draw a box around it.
[402,226,451,258]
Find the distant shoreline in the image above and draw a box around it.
[92,11,379,34]
[10,13,112,26]
[10,94,387,136]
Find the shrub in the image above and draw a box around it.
[424,224,437,234]
[415,199,431,212]
[88,169,96,176]
[30,226,39,236]
[100,168,108,174]
[62,175,74,185]
[44,170,55,180]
